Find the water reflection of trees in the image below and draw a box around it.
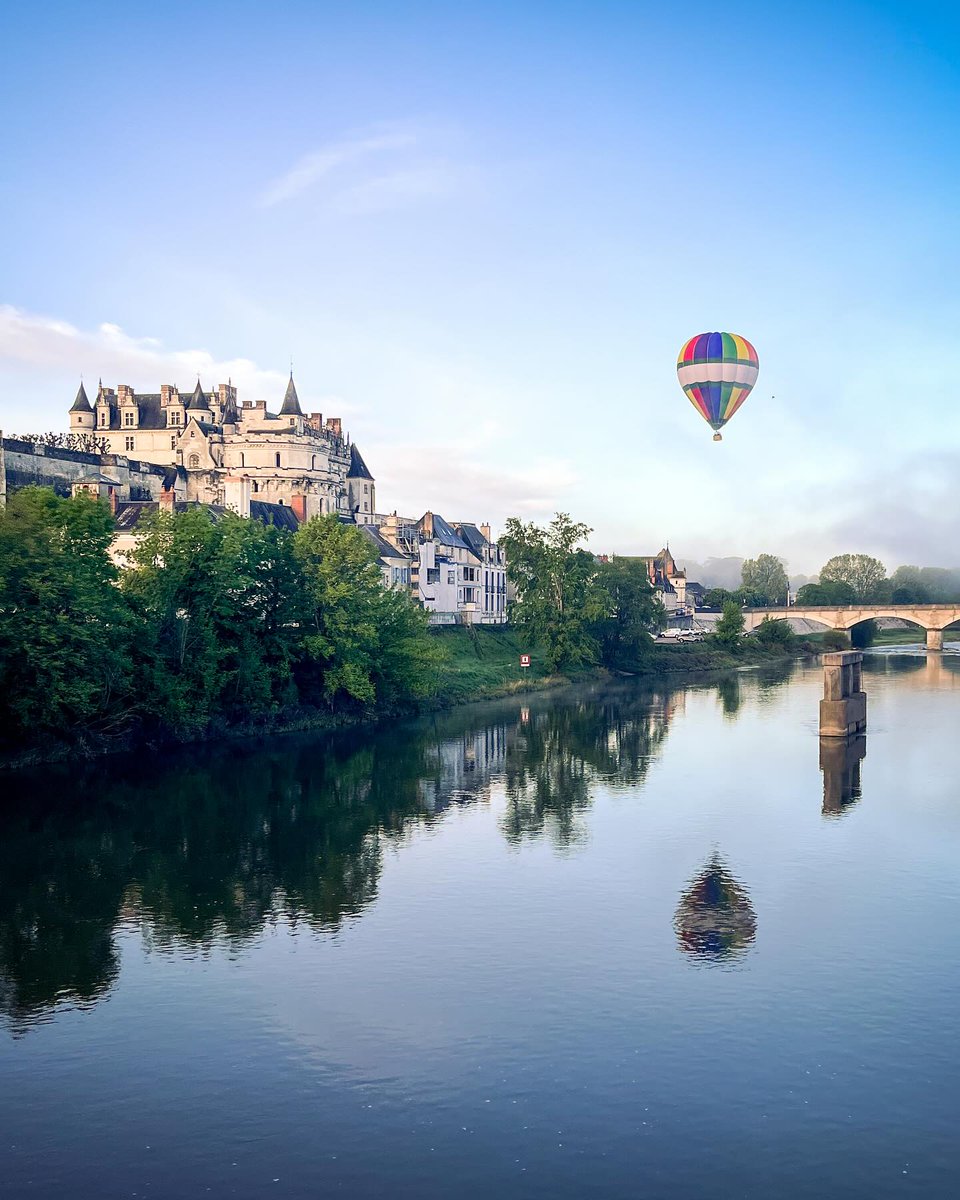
[0,679,705,1027]
[500,688,673,849]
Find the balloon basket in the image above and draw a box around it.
[713,432,722,442]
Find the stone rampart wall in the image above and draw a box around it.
[0,435,168,503]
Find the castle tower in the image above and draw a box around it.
[347,444,376,518]
[69,381,94,433]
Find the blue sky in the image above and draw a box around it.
[2,0,960,572]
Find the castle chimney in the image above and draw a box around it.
[223,475,251,519]
[290,494,307,524]
[480,523,492,543]
[159,486,176,514]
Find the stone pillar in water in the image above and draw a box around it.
[820,650,867,737]
[926,628,943,652]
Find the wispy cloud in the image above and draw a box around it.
[333,164,469,215]
[259,125,418,207]
[257,122,473,214]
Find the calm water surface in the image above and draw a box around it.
[2,653,960,1198]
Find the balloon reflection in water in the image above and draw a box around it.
[674,853,757,961]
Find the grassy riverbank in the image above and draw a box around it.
[429,625,811,699]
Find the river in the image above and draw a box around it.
[2,652,959,1198]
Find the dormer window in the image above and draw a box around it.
[123,410,135,427]
[169,410,181,426]
[99,409,108,427]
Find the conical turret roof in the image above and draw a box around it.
[187,379,209,410]
[348,444,374,480]
[280,372,303,417]
[70,381,92,412]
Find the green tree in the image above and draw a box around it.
[713,599,745,647]
[754,616,796,648]
[850,620,877,648]
[293,514,440,708]
[592,557,665,669]
[796,580,857,605]
[702,587,733,609]
[819,553,888,602]
[740,554,789,605]
[122,507,302,727]
[0,488,133,746]
[501,513,606,671]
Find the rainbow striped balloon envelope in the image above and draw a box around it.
[677,332,759,441]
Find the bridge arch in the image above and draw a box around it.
[742,604,960,649]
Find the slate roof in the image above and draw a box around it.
[78,471,121,486]
[279,373,303,417]
[71,382,92,413]
[422,512,478,555]
[361,524,412,562]
[187,380,209,410]
[348,445,374,480]
[114,499,300,533]
[185,418,223,435]
[250,500,300,531]
[454,522,488,555]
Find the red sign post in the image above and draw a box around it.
[520,654,531,670]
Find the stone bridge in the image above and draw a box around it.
[743,605,960,650]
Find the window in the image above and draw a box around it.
[169,410,181,426]
[123,409,134,427]
[125,436,135,451]
[426,568,440,584]
[275,453,281,468]
[171,435,177,449]
[239,453,244,468]
[448,570,456,585]
[99,409,108,427]
[363,483,368,493]
[188,453,200,469]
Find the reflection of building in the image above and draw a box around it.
[418,724,510,812]
[820,735,866,817]
[675,854,757,960]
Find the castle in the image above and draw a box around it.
[67,373,375,521]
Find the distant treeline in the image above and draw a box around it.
[701,552,960,608]
[0,488,443,756]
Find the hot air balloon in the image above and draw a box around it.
[677,332,759,441]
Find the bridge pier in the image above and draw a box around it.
[820,650,866,738]
[926,629,943,652]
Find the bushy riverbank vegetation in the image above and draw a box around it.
[0,492,813,765]
[0,488,444,760]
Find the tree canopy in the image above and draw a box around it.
[501,513,606,671]
[502,515,665,672]
[740,554,789,605]
[819,554,888,602]
[0,490,445,755]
